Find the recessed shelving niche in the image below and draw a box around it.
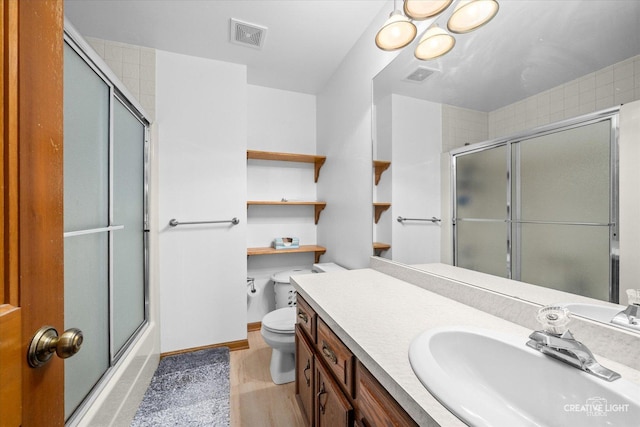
[247,150,327,262]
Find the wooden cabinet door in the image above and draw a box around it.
[355,362,418,427]
[315,359,353,427]
[295,327,315,426]
[0,0,65,425]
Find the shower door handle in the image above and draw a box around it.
[28,325,83,368]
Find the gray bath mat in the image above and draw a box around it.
[131,347,230,426]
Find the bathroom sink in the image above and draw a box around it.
[409,327,640,427]
[560,302,622,323]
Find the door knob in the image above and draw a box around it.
[28,325,83,368]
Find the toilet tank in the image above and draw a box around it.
[271,268,313,309]
[312,262,347,273]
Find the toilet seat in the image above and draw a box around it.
[262,307,296,334]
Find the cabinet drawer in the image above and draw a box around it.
[355,361,418,427]
[316,353,353,427]
[316,317,354,397]
[296,296,316,341]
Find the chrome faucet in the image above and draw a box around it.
[611,289,640,331]
[526,306,621,382]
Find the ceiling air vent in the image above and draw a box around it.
[405,67,437,83]
[230,18,267,50]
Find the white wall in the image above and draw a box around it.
[317,5,400,269]
[157,50,247,353]
[391,95,441,265]
[246,85,319,323]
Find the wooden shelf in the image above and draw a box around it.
[373,242,391,256]
[247,245,327,263]
[373,203,391,224]
[247,150,326,182]
[247,201,327,224]
[373,160,391,186]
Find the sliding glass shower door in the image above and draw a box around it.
[513,120,613,300]
[63,36,149,421]
[453,113,617,302]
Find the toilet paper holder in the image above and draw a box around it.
[247,277,256,293]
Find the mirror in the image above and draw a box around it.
[372,0,640,329]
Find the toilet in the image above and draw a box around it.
[261,263,346,384]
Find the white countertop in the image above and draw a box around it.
[291,268,640,426]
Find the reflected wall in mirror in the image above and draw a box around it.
[371,0,640,326]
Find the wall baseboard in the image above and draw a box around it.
[161,338,249,358]
[247,321,262,332]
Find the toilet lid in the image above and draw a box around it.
[270,269,314,284]
[262,307,296,333]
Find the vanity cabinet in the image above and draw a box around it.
[296,295,416,427]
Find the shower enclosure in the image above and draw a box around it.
[452,110,618,302]
[63,27,150,422]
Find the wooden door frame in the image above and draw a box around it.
[1,0,64,425]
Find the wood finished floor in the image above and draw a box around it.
[230,330,306,427]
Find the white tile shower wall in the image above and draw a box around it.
[489,54,640,139]
[85,37,156,121]
[442,105,488,152]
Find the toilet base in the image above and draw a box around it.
[270,348,295,385]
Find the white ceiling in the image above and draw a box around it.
[375,1,640,111]
[64,0,388,95]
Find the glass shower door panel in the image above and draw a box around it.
[456,221,509,278]
[455,145,508,219]
[63,233,110,418]
[112,99,145,355]
[63,41,111,419]
[519,223,610,300]
[63,43,109,232]
[517,120,611,223]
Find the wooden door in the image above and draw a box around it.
[1,0,65,425]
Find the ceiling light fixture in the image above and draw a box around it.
[375,0,498,61]
[404,0,453,21]
[375,0,418,51]
[447,0,499,34]
[414,24,455,60]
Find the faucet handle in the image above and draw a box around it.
[626,289,640,306]
[536,306,571,335]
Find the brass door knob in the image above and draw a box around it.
[28,325,83,368]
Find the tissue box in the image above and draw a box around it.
[273,237,299,250]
